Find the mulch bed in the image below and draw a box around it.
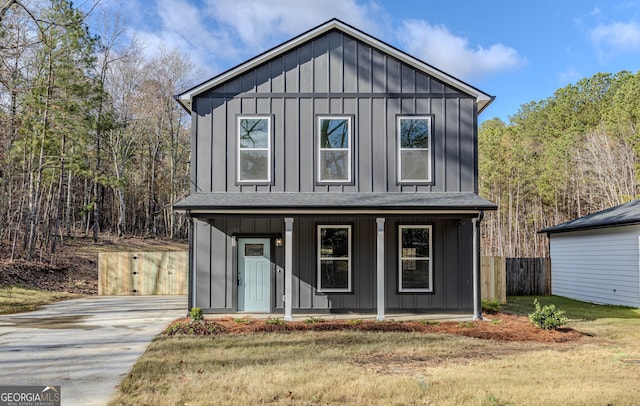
[163,314,583,343]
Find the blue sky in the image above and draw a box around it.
[97,0,640,123]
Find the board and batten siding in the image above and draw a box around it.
[550,225,640,307]
[191,30,478,195]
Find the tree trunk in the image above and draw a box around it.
[26,56,53,260]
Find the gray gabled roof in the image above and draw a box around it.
[174,192,496,214]
[539,199,640,234]
[176,18,494,113]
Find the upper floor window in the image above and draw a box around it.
[399,225,432,292]
[238,116,271,183]
[317,225,352,292]
[318,116,351,183]
[398,116,432,183]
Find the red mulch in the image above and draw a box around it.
[163,314,583,343]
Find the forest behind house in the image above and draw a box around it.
[1,1,640,263]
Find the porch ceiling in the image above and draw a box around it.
[175,192,496,215]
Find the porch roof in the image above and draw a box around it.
[175,192,496,215]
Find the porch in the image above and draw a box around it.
[208,312,475,322]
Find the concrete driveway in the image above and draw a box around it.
[0,295,186,406]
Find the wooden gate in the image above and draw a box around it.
[481,256,506,303]
[98,251,188,295]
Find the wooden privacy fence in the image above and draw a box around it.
[480,257,551,301]
[481,256,506,303]
[98,251,188,295]
[505,257,551,296]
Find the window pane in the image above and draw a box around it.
[240,118,269,148]
[320,227,349,258]
[400,118,429,148]
[320,260,349,289]
[320,150,348,181]
[401,228,430,257]
[239,150,268,180]
[244,244,264,256]
[400,150,429,180]
[402,260,430,289]
[320,119,349,148]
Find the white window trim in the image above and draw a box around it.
[398,225,433,293]
[397,116,432,183]
[237,115,272,183]
[317,116,352,183]
[317,224,352,292]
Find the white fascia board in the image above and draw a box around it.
[177,19,493,113]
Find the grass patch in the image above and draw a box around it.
[0,285,79,314]
[109,297,640,405]
[504,295,640,321]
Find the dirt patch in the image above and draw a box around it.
[163,314,583,343]
[0,235,187,294]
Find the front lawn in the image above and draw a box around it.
[504,295,640,320]
[0,285,79,314]
[109,297,640,405]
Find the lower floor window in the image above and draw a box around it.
[318,225,351,292]
[399,225,432,292]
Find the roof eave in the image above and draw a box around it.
[539,220,640,235]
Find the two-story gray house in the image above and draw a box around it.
[175,19,496,320]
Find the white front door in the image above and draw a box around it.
[238,238,271,312]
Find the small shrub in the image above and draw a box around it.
[233,318,253,325]
[189,307,204,322]
[163,319,225,336]
[304,316,324,324]
[491,319,502,326]
[458,321,475,328]
[482,299,502,314]
[348,319,363,325]
[419,320,440,326]
[265,317,286,326]
[528,299,568,330]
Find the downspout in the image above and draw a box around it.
[472,210,484,321]
[186,210,195,315]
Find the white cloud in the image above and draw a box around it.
[396,19,526,81]
[203,0,387,50]
[102,0,387,80]
[590,21,640,55]
[557,67,583,86]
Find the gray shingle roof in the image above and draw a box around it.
[174,192,496,212]
[539,199,640,234]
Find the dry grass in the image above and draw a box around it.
[0,285,79,314]
[109,310,640,405]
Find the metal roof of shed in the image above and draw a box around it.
[539,199,640,234]
[176,18,494,113]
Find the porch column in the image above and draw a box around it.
[376,218,385,321]
[472,213,484,321]
[284,218,294,321]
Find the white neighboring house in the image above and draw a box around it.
[540,199,640,308]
